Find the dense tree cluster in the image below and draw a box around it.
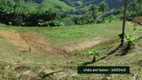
[0,0,141,26]
[74,1,109,25]
[0,0,63,26]
[127,0,142,17]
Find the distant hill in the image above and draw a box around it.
[25,0,43,3]
[28,0,132,10]
[61,0,132,9]
[23,0,133,13]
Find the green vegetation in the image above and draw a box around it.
[1,21,142,79]
[98,1,109,16]
[132,22,137,31]
[28,42,32,52]
[127,0,142,17]
[0,0,141,27]
[37,22,122,44]
[0,0,142,80]
[88,49,100,62]
[40,0,75,12]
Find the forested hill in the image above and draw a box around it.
[28,0,132,10]
[1,0,132,12]
[0,0,140,26]
[60,0,132,9]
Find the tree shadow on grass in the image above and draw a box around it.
[116,45,133,56]
[116,42,135,56]
[81,61,95,66]
[81,56,108,66]
[39,70,64,79]
[81,44,121,66]
[108,44,121,55]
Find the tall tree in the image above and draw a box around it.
[98,1,109,17]
[128,0,137,16]
[89,5,98,19]
[121,0,128,46]
[136,0,142,14]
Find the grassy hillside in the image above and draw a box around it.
[23,0,132,12]
[39,0,76,11]
[54,0,132,9]
[0,21,142,80]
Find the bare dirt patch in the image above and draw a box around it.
[20,32,53,54]
[126,21,132,25]
[64,37,101,52]
[56,37,102,57]
[0,30,101,56]
[20,32,102,56]
[0,30,54,54]
[0,30,30,52]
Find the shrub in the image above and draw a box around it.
[62,17,74,26]
[132,22,137,31]
[28,42,32,52]
[124,36,135,51]
[73,16,94,25]
[50,20,62,26]
[88,49,100,62]
[96,18,105,23]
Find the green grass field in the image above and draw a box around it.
[0,22,142,80]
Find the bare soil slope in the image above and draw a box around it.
[0,30,101,56]
[0,30,30,52]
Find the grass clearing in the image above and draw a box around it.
[0,22,142,79]
[12,21,125,45]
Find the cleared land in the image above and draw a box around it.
[0,21,142,80]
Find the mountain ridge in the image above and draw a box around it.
[29,0,132,10]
